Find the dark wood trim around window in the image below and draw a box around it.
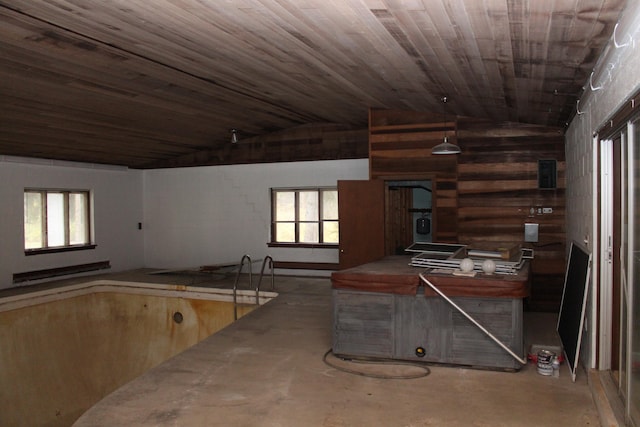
[267,242,338,249]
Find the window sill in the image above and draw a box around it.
[25,244,97,256]
[267,242,338,249]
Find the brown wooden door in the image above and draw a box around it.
[385,186,414,256]
[338,179,385,269]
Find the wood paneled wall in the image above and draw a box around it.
[369,109,459,242]
[369,109,566,312]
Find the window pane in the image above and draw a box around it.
[271,187,338,245]
[275,223,295,242]
[24,192,44,249]
[322,190,338,220]
[299,191,318,221]
[47,193,65,247]
[69,193,89,245]
[275,192,295,221]
[323,220,339,244]
[299,222,319,243]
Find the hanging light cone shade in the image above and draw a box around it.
[432,95,461,155]
[432,136,461,155]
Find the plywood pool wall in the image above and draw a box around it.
[0,281,274,427]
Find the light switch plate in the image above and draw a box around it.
[524,223,539,242]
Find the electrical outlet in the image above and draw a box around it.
[543,207,553,214]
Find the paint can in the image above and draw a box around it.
[536,349,555,376]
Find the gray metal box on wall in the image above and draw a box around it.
[332,289,523,370]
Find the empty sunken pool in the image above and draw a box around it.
[0,280,276,427]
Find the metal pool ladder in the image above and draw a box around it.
[257,255,275,293]
[232,255,275,320]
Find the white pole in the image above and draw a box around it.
[418,273,527,365]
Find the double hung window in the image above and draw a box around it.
[24,189,93,253]
[271,188,338,246]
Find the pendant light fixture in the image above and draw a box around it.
[431,96,461,155]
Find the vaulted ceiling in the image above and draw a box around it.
[0,0,627,168]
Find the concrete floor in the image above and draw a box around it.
[63,271,609,426]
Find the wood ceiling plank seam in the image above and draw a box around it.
[410,3,500,121]
[1,2,326,124]
[544,0,602,124]
[509,0,534,118]
[0,65,257,132]
[484,1,519,123]
[1,137,201,160]
[0,136,187,160]
[0,113,207,146]
[286,4,419,100]
[564,0,610,65]
[0,62,320,138]
[0,90,258,151]
[329,25,442,110]
[0,15,295,117]
[0,99,242,143]
[392,11,462,105]
[445,1,502,118]
[248,0,412,108]
[0,109,212,148]
[507,2,535,123]
[117,0,388,116]
[0,138,165,164]
[382,9,464,110]
[121,1,313,84]
[458,7,499,104]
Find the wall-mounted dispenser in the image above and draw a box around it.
[416,214,430,235]
[524,223,539,242]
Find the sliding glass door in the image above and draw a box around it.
[629,118,640,424]
[601,116,640,425]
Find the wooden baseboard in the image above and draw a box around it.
[13,261,111,283]
[272,261,338,271]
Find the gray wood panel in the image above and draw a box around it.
[333,290,394,358]
[333,289,524,370]
[394,295,447,361]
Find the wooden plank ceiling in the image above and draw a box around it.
[0,0,626,168]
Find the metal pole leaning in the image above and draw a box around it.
[418,273,527,365]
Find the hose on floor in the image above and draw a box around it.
[322,349,431,380]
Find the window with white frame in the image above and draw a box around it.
[270,188,338,246]
[24,189,93,253]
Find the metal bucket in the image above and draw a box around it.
[536,349,555,376]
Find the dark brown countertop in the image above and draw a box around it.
[331,255,530,298]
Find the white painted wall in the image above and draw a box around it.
[0,157,144,290]
[565,0,640,368]
[0,156,367,289]
[142,159,369,275]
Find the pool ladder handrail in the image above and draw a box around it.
[232,255,275,321]
[257,256,275,296]
[233,254,253,320]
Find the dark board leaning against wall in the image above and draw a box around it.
[557,242,591,381]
